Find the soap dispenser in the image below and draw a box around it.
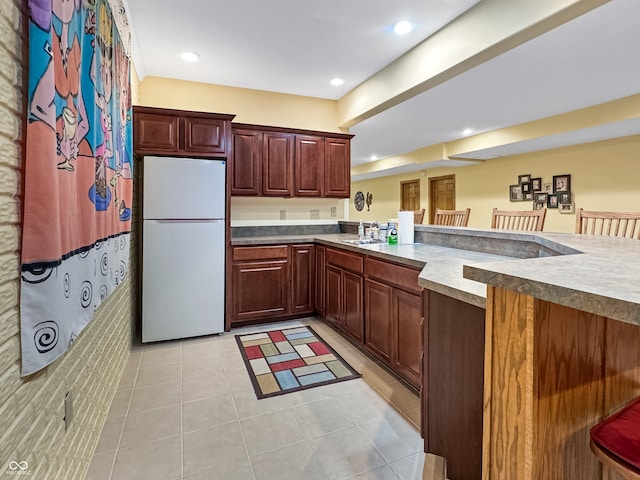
[358,220,365,240]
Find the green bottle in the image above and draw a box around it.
[388,224,398,245]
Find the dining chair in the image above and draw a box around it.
[433,208,470,227]
[490,208,546,231]
[413,209,425,224]
[590,397,640,480]
[575,208,640,239]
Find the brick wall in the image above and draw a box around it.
[0,2,136,479]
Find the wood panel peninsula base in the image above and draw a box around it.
[482,287,640,480]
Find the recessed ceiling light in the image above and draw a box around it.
[370,155,378,161]
[181,51,200,62]
[462,128,474,135]
[330,78,345,86]
[393,21,413,35]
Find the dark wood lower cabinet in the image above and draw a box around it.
[291,244,314,314]
[393,289,422,388]
[365,279,393,363]
[343,271,364,343]
[314,246,326,315]
[324,248,364,344]
[365,276,422,389]
[231,244,314,325]
[232,259,289,322]
[424,290,485,480]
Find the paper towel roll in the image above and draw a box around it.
[397,211,414,244]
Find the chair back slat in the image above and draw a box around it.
[576,209,640,239]
[491,208,546,231]
[414,209,425,224]
[433,208,470,227]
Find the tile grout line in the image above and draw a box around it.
[179,339,184,480]
[108,351,141,480]
[228,326,259,480]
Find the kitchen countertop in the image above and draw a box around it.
[232,227,640,326]
[232,233,513,308]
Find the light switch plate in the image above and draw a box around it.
[310,209,320,220]
[280,210,286,220]
[330,207,337,217]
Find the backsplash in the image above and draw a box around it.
[230,196,346,223]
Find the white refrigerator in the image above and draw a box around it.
[142,156,226,342]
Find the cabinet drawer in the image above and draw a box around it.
[365,257,422,294]
[233,246,288,261]
[326,248,363,273]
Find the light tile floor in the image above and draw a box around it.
[87,317,425,480]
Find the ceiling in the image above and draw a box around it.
[125,0,640,177]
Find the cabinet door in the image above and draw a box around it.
[394,289,423,389]
[262,132,294,196]
[295,135,324,196]
[232,260,289,322]
[231,129,262,196]
[134,113,179,154]
[324,137,350,198]
[184,117,227,155]
[365,279,393,363]
[314,246,326,315]
[325,265,343,328]
[343,270,364,344]
[291,244,314,314]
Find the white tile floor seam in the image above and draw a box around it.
[87,317,424,480]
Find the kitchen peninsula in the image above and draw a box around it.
[230,224,640,480]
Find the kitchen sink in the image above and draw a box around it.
[341,238,386,245]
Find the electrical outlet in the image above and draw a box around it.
[330,207,337,217]
[64,391,73,431]
[280,210,286,220]
[310,209,320,220]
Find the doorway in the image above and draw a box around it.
[429,175,456,224]
[400,179,420,211]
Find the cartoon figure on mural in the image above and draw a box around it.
[29,0,89,172]
[89,0,115,211]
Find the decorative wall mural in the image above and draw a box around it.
[21,0,133,376]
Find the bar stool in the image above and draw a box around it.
[490,207,546,231]
[433,208,470,227]
[590,397,640,479]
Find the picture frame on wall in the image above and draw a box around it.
[533,201,545,211]
[543,183,553,193]
[524,192,533,201]
[521,182,532,194]
[509,184,523,202]
[547,193,559,208]
[553,174,571,193]
[559,202,575,214]
[518,174,531,185]
[534,192,547,203]
[559,191,572,204]
[531,177,542,192]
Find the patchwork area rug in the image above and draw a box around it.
[236,326,361,399]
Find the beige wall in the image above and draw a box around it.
[0,4,137,478]
[138,76,344,133]
[137,77,348,225]
[351,135,640,233]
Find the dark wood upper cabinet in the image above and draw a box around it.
[231,123,353,198]
[295,135,324,196]
[134,112,180,154]
[184,116,227,155]
[324,137,351,198]
[262,132,294,196]
[231,129,262,196]
[133,106,233,158]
